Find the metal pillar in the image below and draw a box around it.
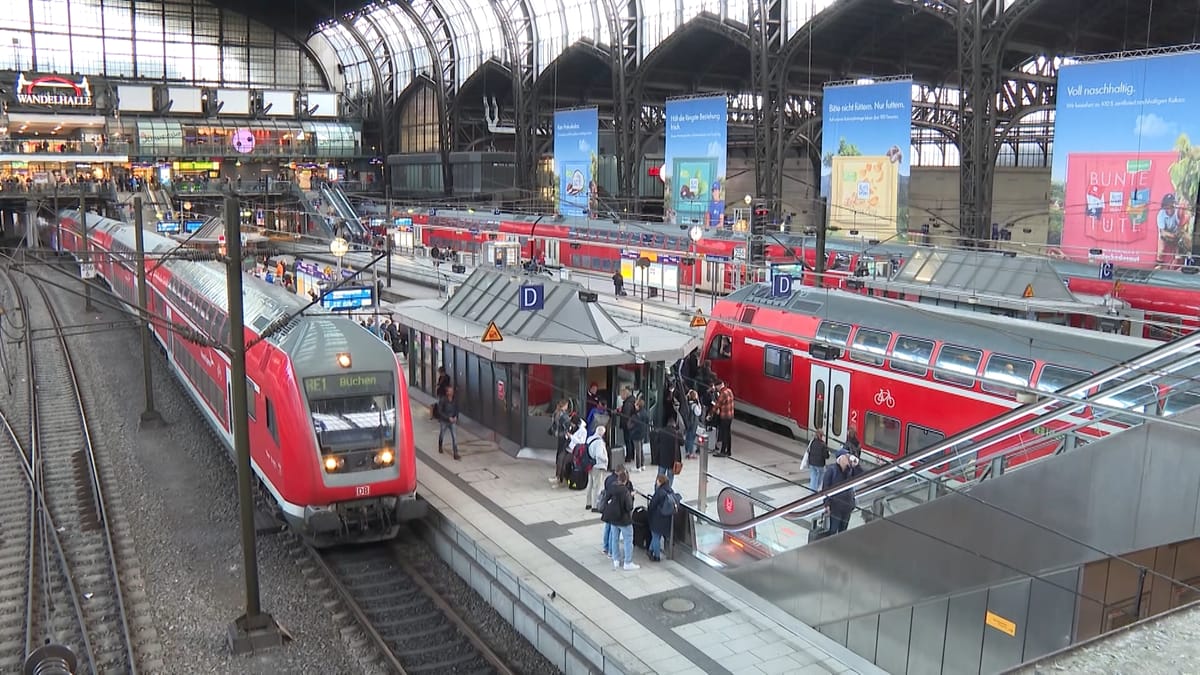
[956,0,1003,241]
[750,0,785,225]
[223,194,284,654]
[605,0,641,212]
[53,182,60,252]
[132,198,162,427]
[79,195,94,312]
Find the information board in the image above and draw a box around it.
[303,371,392,398]
[320,285,375,311]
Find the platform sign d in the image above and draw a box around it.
[771,273,793,298]
[1099,261,1114,280]
[518,284,545,311]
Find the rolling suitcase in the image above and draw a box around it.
[631,506,650,549]
[567,465,589,491]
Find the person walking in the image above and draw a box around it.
[437,386,461,460]
[600,469,639,571]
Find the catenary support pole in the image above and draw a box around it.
[80,194,94,311]
[224,194,284,654]
[132,198,162,427]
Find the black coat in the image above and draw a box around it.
[646,484,674,536]
[822,462,865,515]
[436,397,459,422]
[601,483,634,527]
[650,427,681,469]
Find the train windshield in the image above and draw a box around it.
[304,372,397,448]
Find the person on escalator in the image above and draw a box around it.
[821,452,863,536]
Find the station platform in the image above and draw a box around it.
[403,385,882,675]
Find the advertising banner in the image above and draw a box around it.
[664,95,728,227]
[552,107,598,217]
[1050,52,1200,268]
[820,79,912,240]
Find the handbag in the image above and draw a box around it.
[671,461,683,475]
[800,452,809,471]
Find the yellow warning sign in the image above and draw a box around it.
[481,321,503,343]
[690,310,708,328]
[1113,281,1124,295]
[985,610,1017,637]
[1022,284,1035,299]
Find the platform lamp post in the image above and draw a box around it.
[330,234,349,277]
[223,193,284,654]
[688,225,703,308]
[743,194,753,286]
[79,194,94,312]
[132,197,162,427]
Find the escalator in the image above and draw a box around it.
[293,184,337,240]
[320,183,367,240]
[674,330,1200,673]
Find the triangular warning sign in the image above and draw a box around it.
[1022,284,1035,299]
[481,321,503,343]
[690,310,708,328]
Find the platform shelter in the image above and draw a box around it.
[392,267,698,451]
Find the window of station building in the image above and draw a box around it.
[981,354,1035,397]
[1035,364,1090,394]
[905,424,945,456]
[889,335,934,377]
[707,334,733,361]
[849,328,891,366]
[933,345,982,387]
[815,321,852,349]
[864,411,901,455]
[763,345,792,381]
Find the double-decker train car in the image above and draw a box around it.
[406,208,1200,340]
[57,210,425,546]
[700,284,1198,468]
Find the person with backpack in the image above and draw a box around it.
[582,425,608,509]
[651,416,683,489]
[645,474,678,562]
[600,469,639,571]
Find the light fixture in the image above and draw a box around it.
[335,352,352,368]
[374,448,395,467]
[744,194,753,206]
[182,201,192,211]
[329,237,350,259]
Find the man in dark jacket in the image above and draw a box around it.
[437,386,461,460]
[600,469,639,570]
[650,417,683,488]
[807,430,830,493]
[821,452,864,535]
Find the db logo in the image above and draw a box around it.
[723,496,735,514]
[874,388,895,409]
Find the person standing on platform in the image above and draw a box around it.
[437,386,461,460]
[844,427,862,459]
[712,380,735,457]
[548,400,571,486]
[587,398,611,436]
[646,474,677,562]
[612,270,626,296]
[806,430,830,493]
[601,469,639,571]
[683,390,703,459]
[651,416,683,489]
[618,387,636,453]
[822,452,864,535]
[584,425,608,511]
[626,398,650,471]
[432,366,451,420]
[585,382,601,419]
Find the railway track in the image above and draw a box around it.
[310,537,516,675]
[0,267,138,674]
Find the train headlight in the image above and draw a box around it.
[374,448,395,467]
[336,352,352,368]
[323,455,344,472]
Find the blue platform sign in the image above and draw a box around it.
[184,220,204,233]
[156,221,180,234]
[320,286,375,311]
[1099,261,1115,280]
[771,273,793,298]
[519,284,545,311]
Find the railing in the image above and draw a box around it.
[0,140,133,156]
[167,180,296,196]
[136,140,362,159]
[677,330,1200,568]
[0,181,118,199]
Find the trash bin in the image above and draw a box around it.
[648,287,658,298]
[558,267,570,282]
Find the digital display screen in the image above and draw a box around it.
[184,220,205,233]
[320,285,374,311]
[156,221,180,233]
[304,371,392,398]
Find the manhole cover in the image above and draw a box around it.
[662,597,696,614]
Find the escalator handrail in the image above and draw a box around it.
[681,332,1200,534]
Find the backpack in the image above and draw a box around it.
[573,443,596,472]
[658,490,679,518]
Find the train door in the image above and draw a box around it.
[544,239,560,265]
[809,365,851,446]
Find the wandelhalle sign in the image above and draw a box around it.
[15,73,94,106]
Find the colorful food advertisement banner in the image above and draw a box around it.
[552,107,598,217]
[820,79,912,240]
[663,95,728,227]
[1050,52,1200,268]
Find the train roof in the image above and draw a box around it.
[276,314,398,380]
[723,283,1158,374]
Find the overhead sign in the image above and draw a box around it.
[16,73,93,106]
[303,371,392,398]
[184,220,205,233]
[518,284,545,311]
[482,321,504,343]
[772,273,793,298]
[320,285,375,311]
[690,310,708,328]
[156,221,180,234]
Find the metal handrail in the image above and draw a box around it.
[681,330,1200,534]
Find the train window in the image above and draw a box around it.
[812,380,826,431]
[246,379,257,420]
[1036,365,1090,394]
[981,355,1035,397]
[905,425,945,456]
[889,336,934,377]
[763,345,792,381]
[707,334,733,361]
[265,397,278,443]
[815,321,852,348]
[1164,390,1200,416]
[831,384,845,436]
[933,345,982,387]
[864,411,901,455]
[849,328,891,366]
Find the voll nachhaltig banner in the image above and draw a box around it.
[663,96,727,227]
[820,79,912,240]
[1050,52,1200,268]
[553,107,598,217]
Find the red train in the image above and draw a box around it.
[57,210,425,546]
[405,209,1200,340]
[699,283,1198,467]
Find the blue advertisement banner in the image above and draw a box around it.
[1049,52,1200,268]
[552,108,598,217]
[820,79,912,239]
[664,95,728,227]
